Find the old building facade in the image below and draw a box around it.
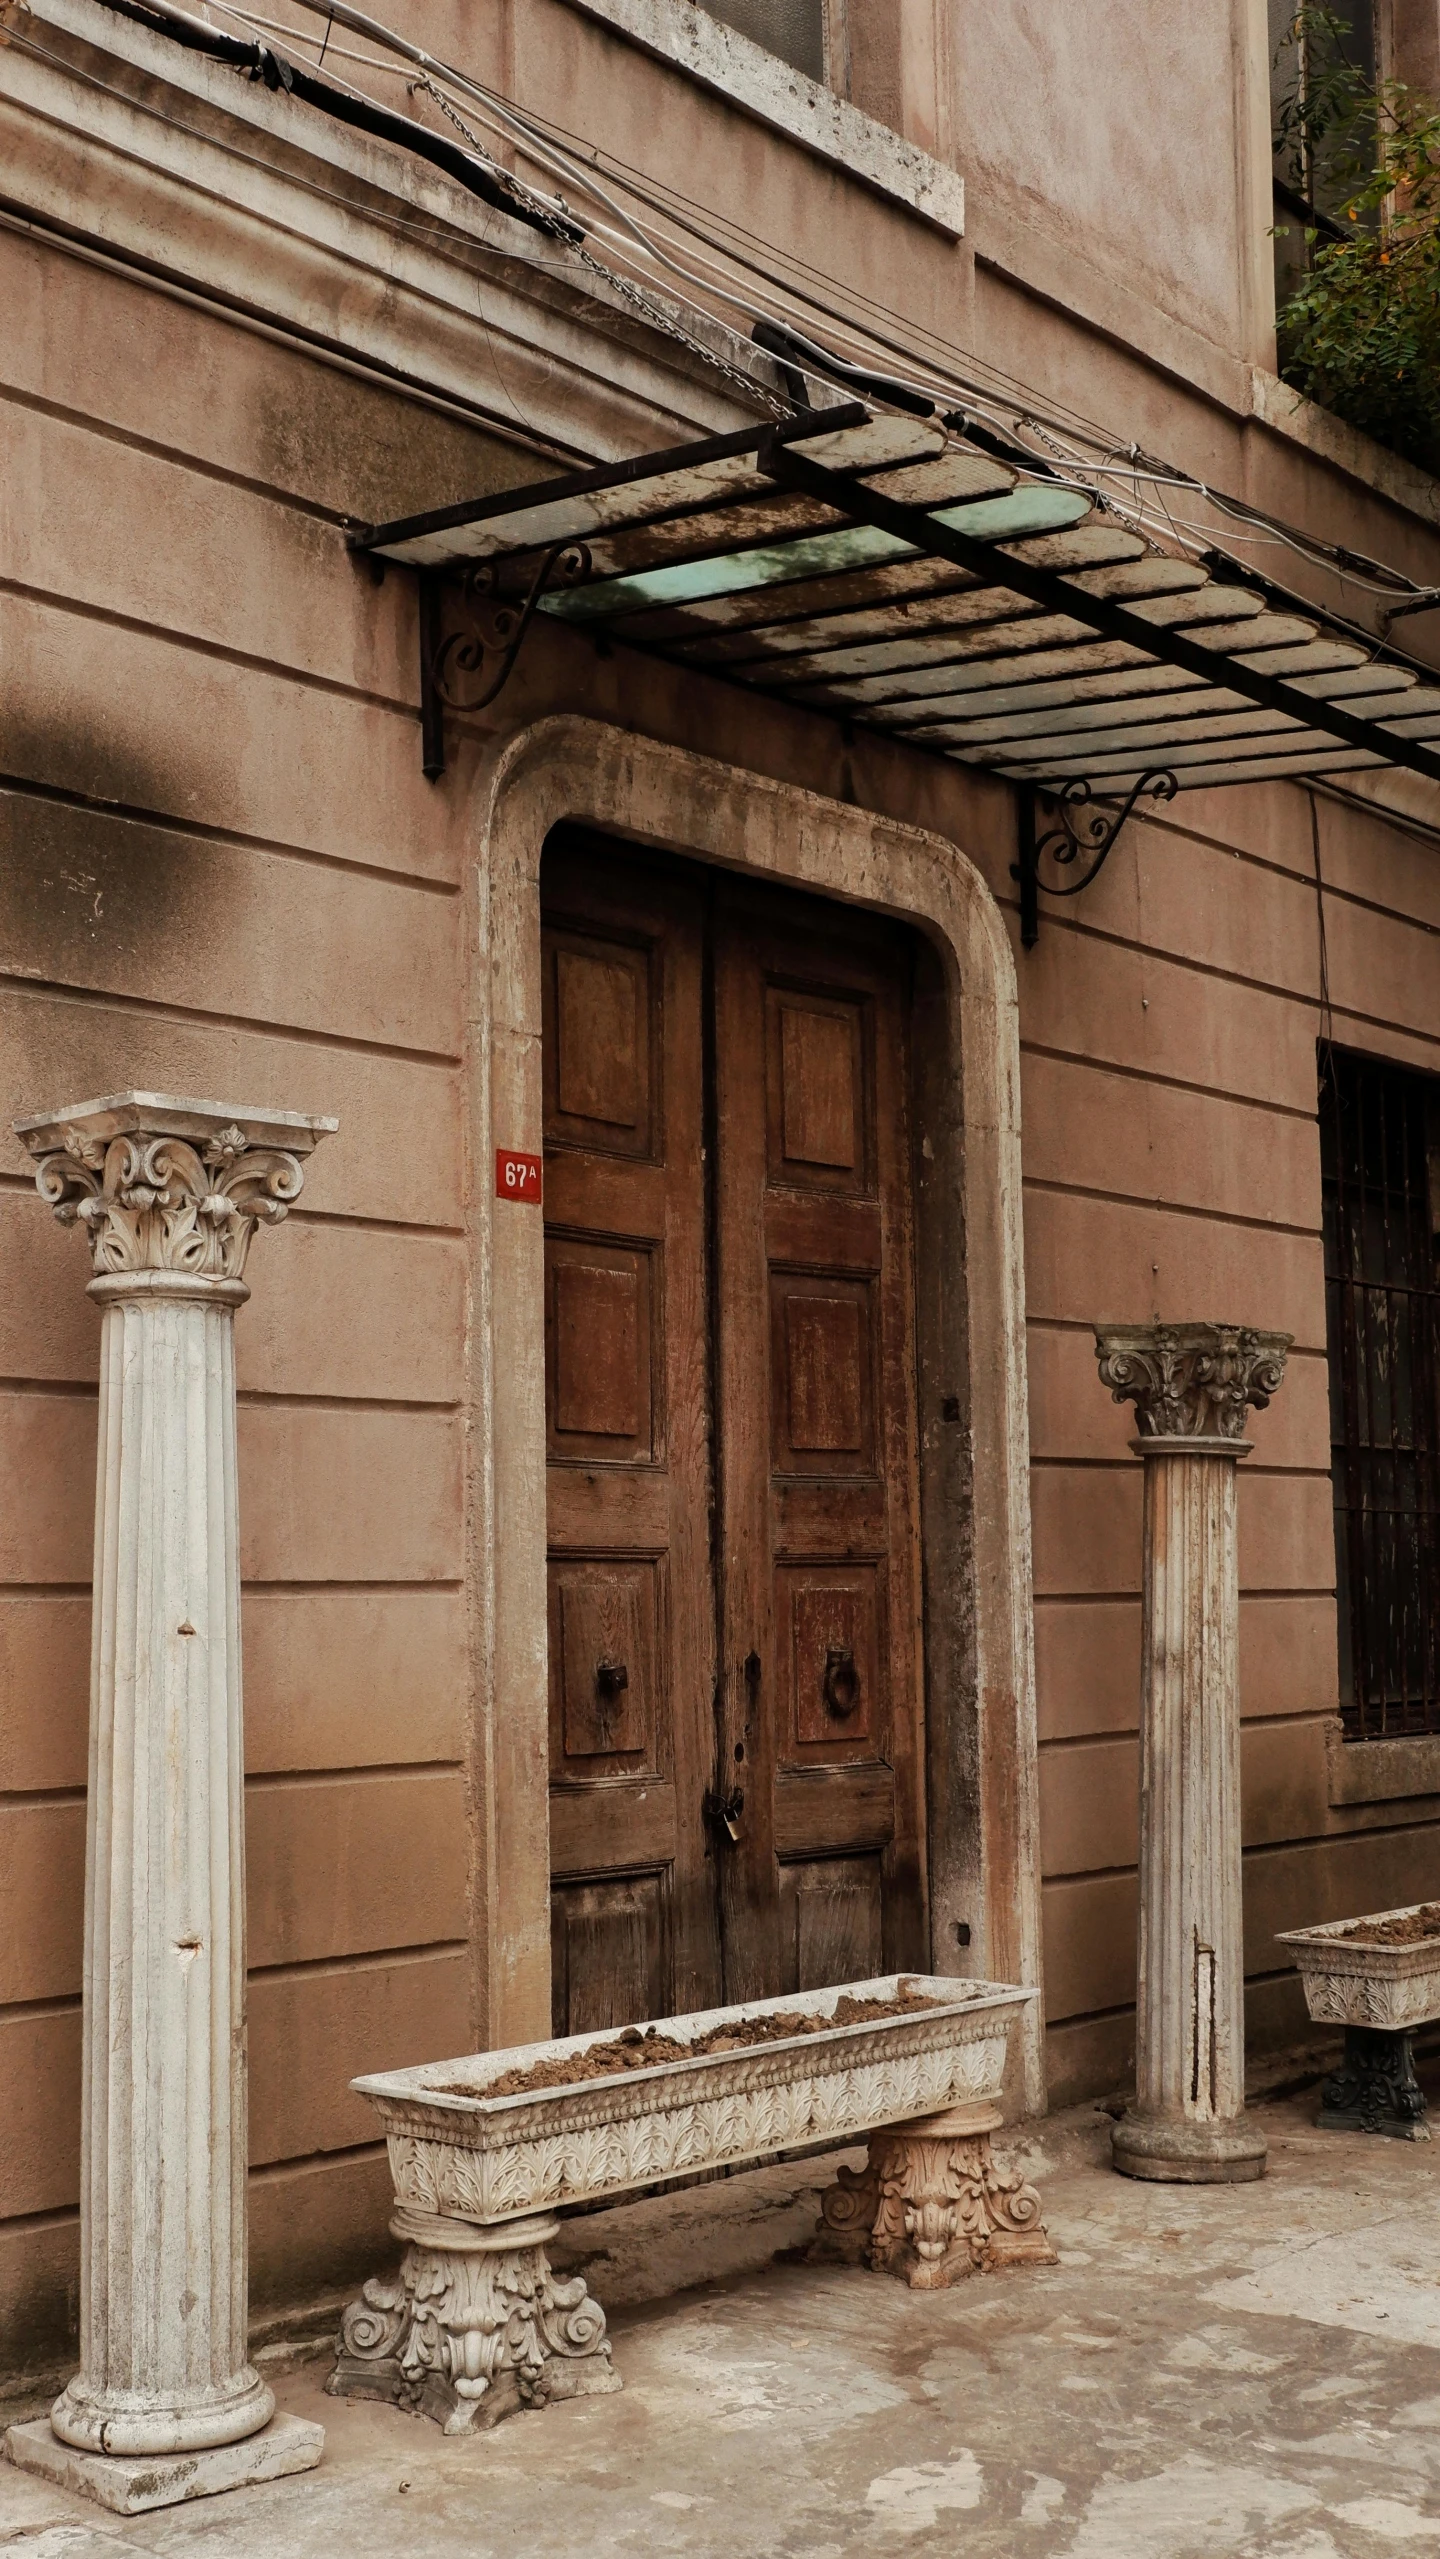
[2,0,1438,2387]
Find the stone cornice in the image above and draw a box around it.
[1094,1321,1292,1443]
[0,0,790,465]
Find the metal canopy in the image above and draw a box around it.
[356,405,1440,807]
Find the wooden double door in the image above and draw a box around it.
[542,833,927,2034]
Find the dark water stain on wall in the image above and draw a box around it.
[0,700,235,976]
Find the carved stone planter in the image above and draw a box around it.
[332,1974,1043,2433]
[1278,1907,1440,2140]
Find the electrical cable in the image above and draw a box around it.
[88,0,583,238]
[56,0,1440,665]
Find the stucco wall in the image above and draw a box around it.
[2,0,1440,2389]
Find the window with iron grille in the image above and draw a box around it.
[1321,1045,1440,1739]
[695,0,834,85]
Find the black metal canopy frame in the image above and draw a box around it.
[353,405,1440,941]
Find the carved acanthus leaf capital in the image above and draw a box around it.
[16,1094,336,1286]
[1094,1322,1292,1440]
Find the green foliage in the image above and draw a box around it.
[1274,6,1440,473]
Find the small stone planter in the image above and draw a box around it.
[1277,1905,1440,2140]
[331,1973,1049,2433]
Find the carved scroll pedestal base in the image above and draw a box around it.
[1319,2026,1431,2142]
[329,2207,620,2435]
[813,2103,1056,2291]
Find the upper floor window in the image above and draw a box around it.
[1321,1045,1440,1741]
[1268,7,1440,476]
[1269,2,1378,309]
[695,0,836,88]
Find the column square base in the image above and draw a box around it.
[4,2411,324,2515]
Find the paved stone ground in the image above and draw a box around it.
[9,2090,1440,2556]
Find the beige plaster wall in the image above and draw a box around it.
[2,0,1440,2389]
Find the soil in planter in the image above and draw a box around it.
[449,1983,952,2100]
[1335,1903,1440,1947]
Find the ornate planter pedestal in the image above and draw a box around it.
[814,2101,1056,2289]
[333,1973,1042,2431]
[1279,1906,1440,2142]
[332,2207,619,2436]
[1094,1323,1291,2187]
[3,1094,333,2516]
[1319,2028,1429,2140]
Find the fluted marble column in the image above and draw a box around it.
[1094,1323,1291,2185]
[5,1095,333,2514]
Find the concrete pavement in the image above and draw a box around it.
[8,2089,1440,2555]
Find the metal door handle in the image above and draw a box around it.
[823,1645,859,1718]
[595,1659,629,1701]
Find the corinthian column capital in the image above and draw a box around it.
[1093,1321,1292,1446]
[17,1093,337,1292]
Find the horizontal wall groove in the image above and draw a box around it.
[0,1786,84,1810]
[1028,1455,1331,1479]
[0,377,356,529]
[0,2204,79,2239]
[1238,1709,1343,1733]
[249,2142,388,2186]
[0,1182,462,1239]
[239,1578,463,1595]
[1025,1316,1328,1362]
[0,201,582,468]
[246,1940,467,1986]
[235,1391,461,1415]
[244,1763,461,1793]
[1037,1706,1337,1753]
[1325,994,1440,1055]
[0,1377,95,1401]
[289,1208,465,1241]
[1043,1859,1138,1888]
[1020,1173,1322,1243]
[0,574,419,722]
[1003,881,1433,1035]
[1316,875,1440,940]
[1044,1996,1136,2032]
[0,772,463,899]
[0,1993,82,2026]
[1035,1584,1336,1602]
[1016,1036,1322,1122]
[1140,799,1440,936]
[0,965,462,1067]
[0,1582,91,1598]
[1243,1810,1440,1855]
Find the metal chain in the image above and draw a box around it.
[413,73,787,419]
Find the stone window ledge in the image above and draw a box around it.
[1250,369,1440,532]
[557,0,965,238]
[1326,1718,1440,1806]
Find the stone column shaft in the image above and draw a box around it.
[79,1276,253,2448]
[1095,1323,1291,2185]
[1136,1440,1246,2130]
[5,1094,333,2506]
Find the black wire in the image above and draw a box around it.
[91,0,582,242]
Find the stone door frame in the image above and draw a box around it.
[466,717,1044,2111]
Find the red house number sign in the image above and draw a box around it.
[495,1148,543,1204]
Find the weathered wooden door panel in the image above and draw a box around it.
[542,841,926,2029]
[711,880,927,2002]
[542,839,720,2036]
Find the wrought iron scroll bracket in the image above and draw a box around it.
[418,539,591,779]
[1012,770,1179,947]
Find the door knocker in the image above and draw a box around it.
[823,1645,860,1719]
